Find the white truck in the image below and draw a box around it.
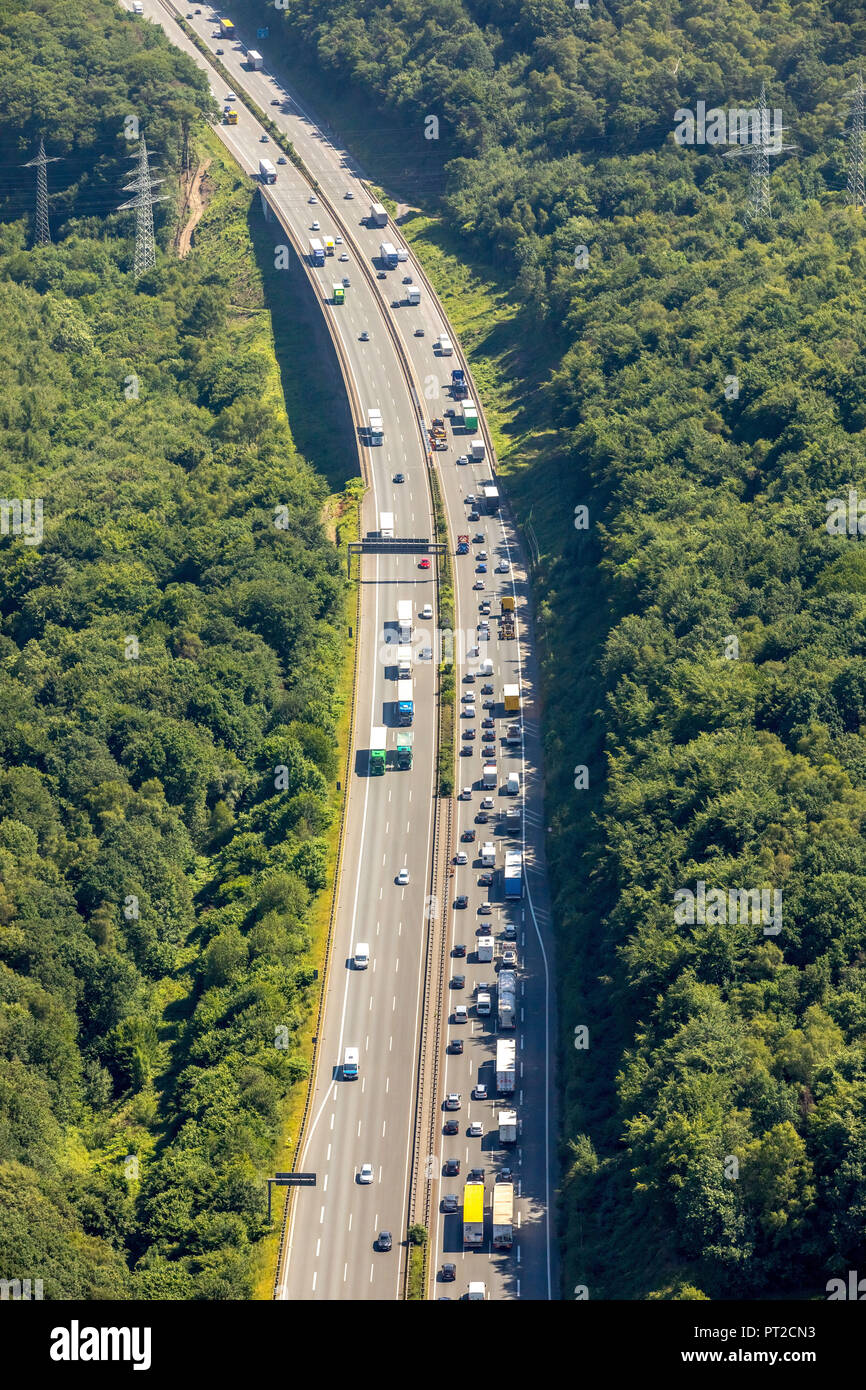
[496,1038,516,1093]
[498,1109,518,1145]
[498,971,517,1031]
[247,49,264,69]
[504,723,521,745]
[379,511,394,539]
[397,644,412,680]
[368,409,383,445]
[480,841,496,868]
[482,762,497,790]
[470,438,485,461]
[397,600,413,644]
[258,158,277,183]
[370,202,388,227]
[492,1183,514,1250]
[477,936,494,963]
[436,333,453,355]
[407,286,421,305]
[379,241,398,268]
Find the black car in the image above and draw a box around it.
[497,1169,513,1184]
[393,473,405,483]
[271,98,282,105]
[441,1263,456,1282]
[475,812,489,823]
[462,828,476,842]
[468,1168,485,1183]
[453,943,466,957]
[378,1231,392,1252]
[464,729,476,740]
[463,672,476,682]
[444,1158,460,1177]
[455,894,469,909]
[482,699,495,710]
[461,745,473,756]
[216,47,224,54]
[468,511,480,521]
[482,718,495,728]
[449,1038,464,1054]
[481,684,494,695]
[443,1119,459,1135]
[451,974,465,989]
[478,872,494,887]
[377,270,387,279]
[482,731,496,742]
[473,534,484,543]
[403,275,413,284]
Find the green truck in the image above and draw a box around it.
[370,726,387,775]
[396,730,414,769]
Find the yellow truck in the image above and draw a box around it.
[463,1182,484,1248]
[503,683,520,712]
[224,109,238,126]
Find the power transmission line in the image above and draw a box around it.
[722,82,796,225]
[22,139,61,247]
[117,138,168,278]
[846,71,866,210]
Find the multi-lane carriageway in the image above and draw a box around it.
[124,1,558,1302]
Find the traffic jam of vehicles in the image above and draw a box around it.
[350,283,525,1296]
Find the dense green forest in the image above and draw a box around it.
[252,0,866,1296]
[0,0,348,1296]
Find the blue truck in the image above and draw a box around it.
[397,679,414,726]
[451,367,467,400]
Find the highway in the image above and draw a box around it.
[125,0,558,1302]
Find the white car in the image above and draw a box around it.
[225,91,237,103]
[335,235,343,244]
[421,604,433,619]
[309,195,318,204]
[345,190,354,198]
[496,560,510,573]
[461,693,476,703]
[454,851,468,865]
[397,867,409,886]
[311,220,320,230]
[481,796,494,809]
[339,252,349,261]
[358,1163,374,1184]
[460,788,472,800]
[468,1121,483,1137]
[473,580,485,590]
[474,1084,488,1100]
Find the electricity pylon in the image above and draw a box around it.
[118,139,168,278]
[846,71,866,209]
[22,139,61,247]
[722,82,796,225]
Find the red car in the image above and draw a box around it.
[419,558,431,569]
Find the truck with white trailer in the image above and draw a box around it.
[480,841,496,868]
[379,511,394,538]
[258,158,276,183]
[498,1109,518,1144]
[397,600,413,644]
[496,1037,516,1092]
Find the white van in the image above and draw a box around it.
[507,772,520,796]
[467,1281,486,1300]
[476,991,492,1016]
[343,1046,359,1079]
[354,942,369,969]
[479,658,494,677]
